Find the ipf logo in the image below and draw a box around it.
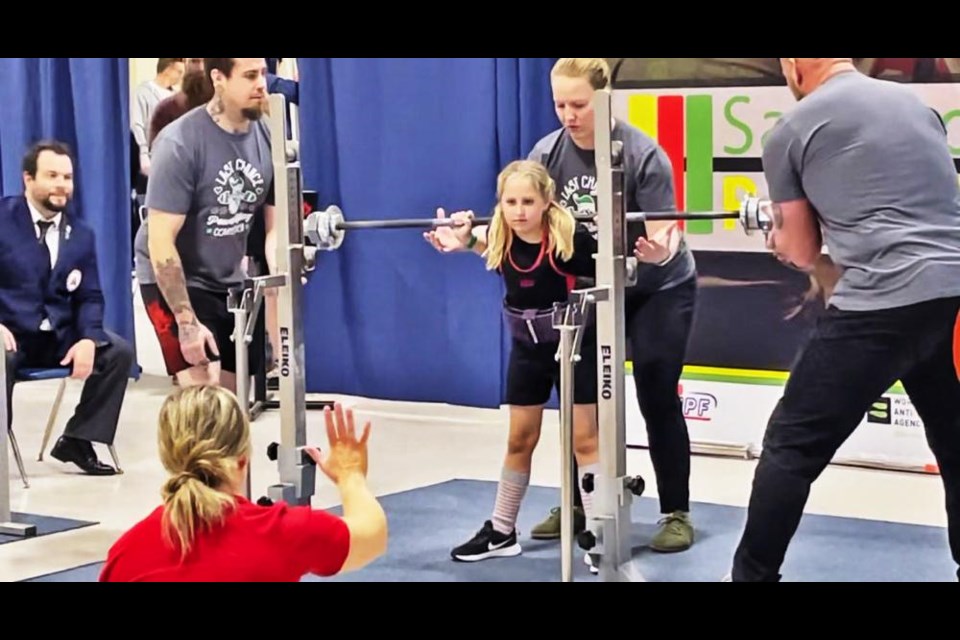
[678,384,717,422]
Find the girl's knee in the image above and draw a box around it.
[573,428,598,456]
[507,433,538,456]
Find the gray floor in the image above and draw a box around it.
[21,478,958,582]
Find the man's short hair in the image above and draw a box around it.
[204,58,236,79]
[22,140,73,178]
[157,58,185,73]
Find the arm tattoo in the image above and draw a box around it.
[154,257,197,327]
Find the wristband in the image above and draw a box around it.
[466,234,478,250]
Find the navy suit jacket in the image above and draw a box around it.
[0,195,109,350]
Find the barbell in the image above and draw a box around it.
[303,196,774,252]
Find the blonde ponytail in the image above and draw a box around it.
[544,202,576,263]
[484,208,510,271]
[157,385,250,558]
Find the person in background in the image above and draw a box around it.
[134,58,275,395]
[131,58,185,181]
[148,58,211,150]
[1,141,134,476]
[526,58,699,557]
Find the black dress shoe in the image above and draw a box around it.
[50,436,117,476]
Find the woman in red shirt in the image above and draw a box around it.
[99,386,387,581]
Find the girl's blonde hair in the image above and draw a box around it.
[157,385,251,558]
[551,58,611,90]
[484,160,577,271]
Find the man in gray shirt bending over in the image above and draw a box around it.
[134,58,276,394]
[729,58,960,582]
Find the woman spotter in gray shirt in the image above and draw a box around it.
[525,58,698,555]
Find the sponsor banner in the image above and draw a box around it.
[624,368,939,473]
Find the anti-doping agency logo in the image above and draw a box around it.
[867,395,923,428]
[867,397,892,424]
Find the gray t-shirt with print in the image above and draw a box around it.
[134,106,274,293]
[763,70,960,311]
[528,120,696,294]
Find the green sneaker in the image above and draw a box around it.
[649,511,694,553]
[530,506,586,540]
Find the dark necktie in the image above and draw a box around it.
[37,220,54,285]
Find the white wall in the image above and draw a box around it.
[129,58,159,93]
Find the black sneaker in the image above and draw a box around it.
[451,520,522,562]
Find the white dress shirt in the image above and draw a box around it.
[27,201,62,331]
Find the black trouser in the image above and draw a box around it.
[572,277,698,514]
[732,296,960,582]
[5,330,134,444]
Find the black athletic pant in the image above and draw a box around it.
[573,277,698,514]
[732,296,960,581]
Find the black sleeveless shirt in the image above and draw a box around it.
[499,224,597,310]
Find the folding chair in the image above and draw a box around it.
[6,368,122,488]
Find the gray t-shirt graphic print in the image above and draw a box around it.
[134,105,274,293]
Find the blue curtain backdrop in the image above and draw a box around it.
[298,58,558,407]
[0,58,136,365]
